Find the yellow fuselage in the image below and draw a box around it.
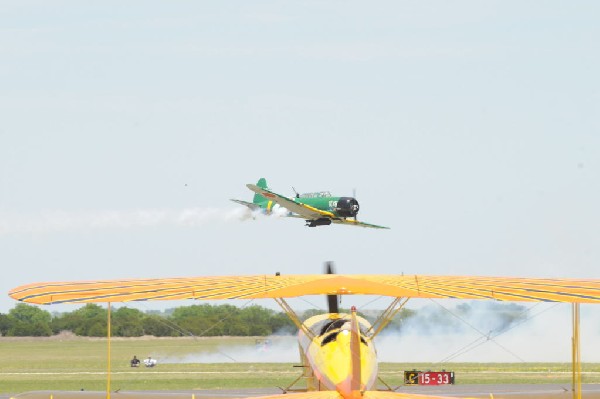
[298,313,378,395]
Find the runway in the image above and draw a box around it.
[4,385,600,399]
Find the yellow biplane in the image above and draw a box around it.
[9,264,600,399]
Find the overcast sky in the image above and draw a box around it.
[1,1,599,361]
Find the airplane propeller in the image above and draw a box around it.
[325,261,339,313]
[352,188,359,222]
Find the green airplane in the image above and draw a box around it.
[231,178,389,229]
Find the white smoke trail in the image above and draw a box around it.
[0,207,260,235]
[158,336,298,364]
[376,303,600,363]
[271,204,292,217]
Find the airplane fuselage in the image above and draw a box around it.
[260,196,360,219]
[298,310,378,396]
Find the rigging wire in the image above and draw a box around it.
[428,300,561,364]
[298,297,325,312]
[361,296,386,308]
[426,298,525,363]
[133,299,261,362]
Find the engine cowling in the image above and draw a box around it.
[335,197,359,218]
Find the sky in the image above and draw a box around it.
[1,1,599,361]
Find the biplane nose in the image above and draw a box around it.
[336,197,360,218]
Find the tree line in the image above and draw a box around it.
[0,302,527,337]
[0,303,298,337]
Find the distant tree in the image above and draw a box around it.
[141,314,179,337]
[240,305,274,336]
[87,322,107,337]
[9,303,51,324]
[6,303,52,336]
[170,304,226,336]
[0,313,11,336]
[215,305,235,334]
[50,310,81,334]
[3,302,438,338]
[113,307,144,337]
[168,304,290,337]
[51,304,107,336]
[268,312,296,335]
[78,304,108,337]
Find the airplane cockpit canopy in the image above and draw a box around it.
[300,191,332,198]
[311,315,371,338]
[316,316,371,346]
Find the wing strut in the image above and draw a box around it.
[107,302,112,399]
[367,297,409,338]
[572,303,581,399]
[350,307,362,394]
[274,297,315,340]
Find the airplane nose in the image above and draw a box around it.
[336,198,360,218]
[350,200,359,216]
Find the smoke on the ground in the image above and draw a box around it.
[157,303,600,364]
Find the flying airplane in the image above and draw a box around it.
[231,178,389,229]
[8,264,600,399]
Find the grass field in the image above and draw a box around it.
[1,335,599,394]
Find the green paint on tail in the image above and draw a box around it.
[253,178,268,205]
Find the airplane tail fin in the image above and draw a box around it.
[253,178,268,204]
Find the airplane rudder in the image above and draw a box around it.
[256,178,268,189]
[253,178,268,204]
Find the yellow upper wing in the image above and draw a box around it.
[8,274,600,305]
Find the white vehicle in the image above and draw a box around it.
[143,357,157,367]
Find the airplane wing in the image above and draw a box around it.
[332,219,390,229]
[9,274,600,305]
[247,184,335,219]
[230,199,260,211]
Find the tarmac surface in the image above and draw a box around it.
[3,385,600,399]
